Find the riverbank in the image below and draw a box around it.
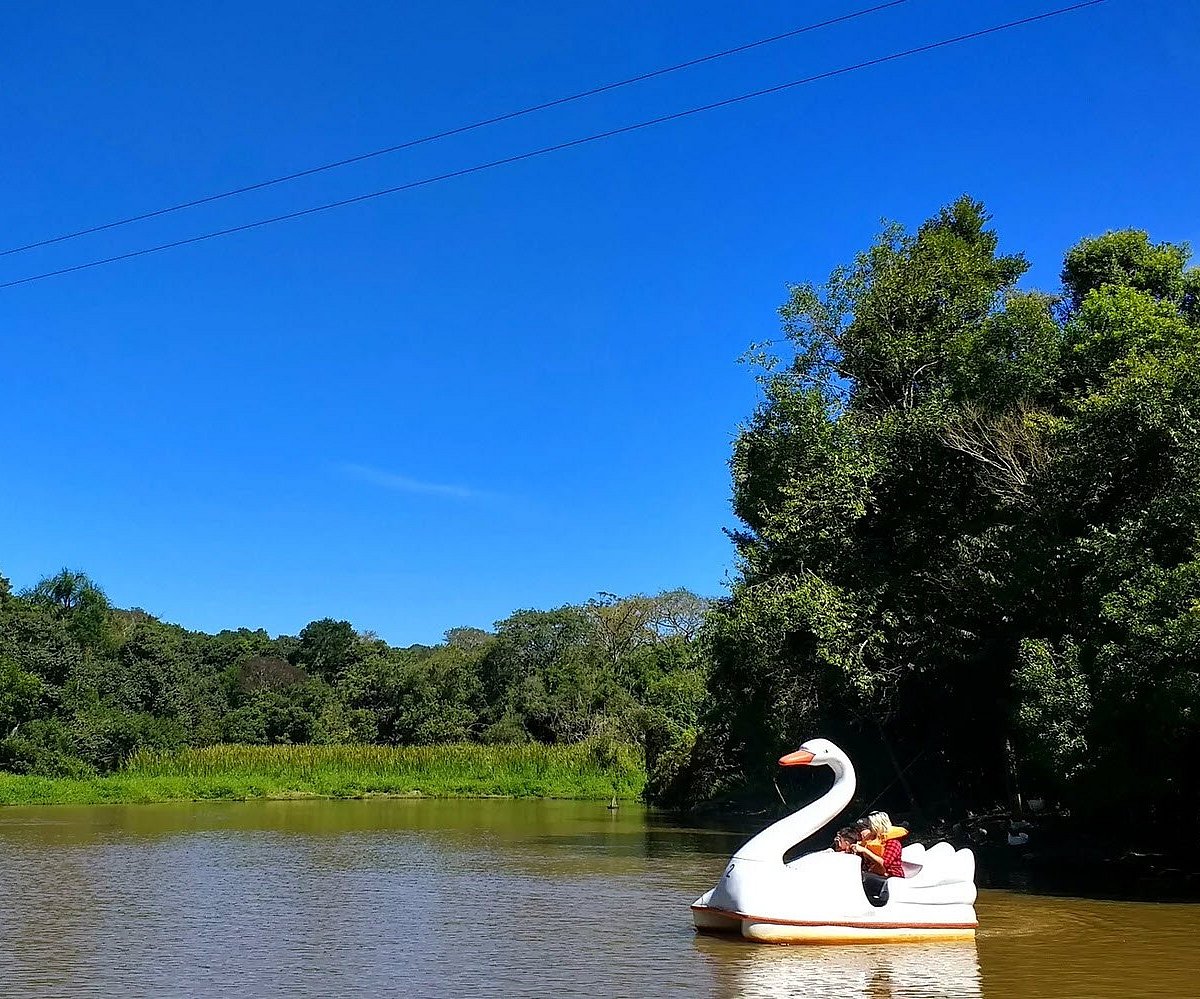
[0,742,646,806]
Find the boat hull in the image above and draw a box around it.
[692,903,977,945]
[692,843,978,945]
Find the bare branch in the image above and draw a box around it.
[943,405,1051,505]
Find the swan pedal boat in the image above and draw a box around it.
[692,738,978,945]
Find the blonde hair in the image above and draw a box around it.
[867,811,892,838]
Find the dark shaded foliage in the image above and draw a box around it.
[679,199,1200,827]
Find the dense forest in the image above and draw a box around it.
[665,198,1200,829]
[4,197,1199,830]
[0,575,708,781]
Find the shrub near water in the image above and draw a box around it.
[0,741,646,806]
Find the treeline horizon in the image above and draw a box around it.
[5,196,1200,831]
[0,569,709,786]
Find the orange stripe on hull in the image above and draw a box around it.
[743,929,977,946]
[691,903,978,931]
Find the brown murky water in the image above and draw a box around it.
[0,799,1193,998]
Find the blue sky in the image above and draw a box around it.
[2,1,1197,644]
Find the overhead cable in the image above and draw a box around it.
[0,2,1104,291]
[0,1,906,258]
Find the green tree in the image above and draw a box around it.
[27,569,103,612]
[0,657,44,737]
[296,618,360,680]
[691,198,1200,826]
[26,569,118,654]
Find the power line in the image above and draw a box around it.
[0,1,906,259]
[0,1,1104,292]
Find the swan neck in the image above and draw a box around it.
[732,754,856,863]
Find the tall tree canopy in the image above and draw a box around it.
[690,199,1200,825]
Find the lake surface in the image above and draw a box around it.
[0,799,1194,998]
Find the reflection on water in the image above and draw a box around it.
[695,938,982,999]
[0,800,1194,999]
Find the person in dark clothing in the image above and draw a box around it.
[852,818,890,906]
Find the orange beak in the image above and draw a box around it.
[778,749,815,767]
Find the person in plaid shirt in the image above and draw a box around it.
[860,811,907,878]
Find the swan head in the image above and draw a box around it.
[778,738,844,768]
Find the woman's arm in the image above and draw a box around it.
[853,844,886,873]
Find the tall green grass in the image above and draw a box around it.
[0,741,646,806]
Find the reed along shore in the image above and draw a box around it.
[0,742,646,806]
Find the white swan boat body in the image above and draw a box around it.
[692,738,978,944]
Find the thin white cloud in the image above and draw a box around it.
[340,463,486,500]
